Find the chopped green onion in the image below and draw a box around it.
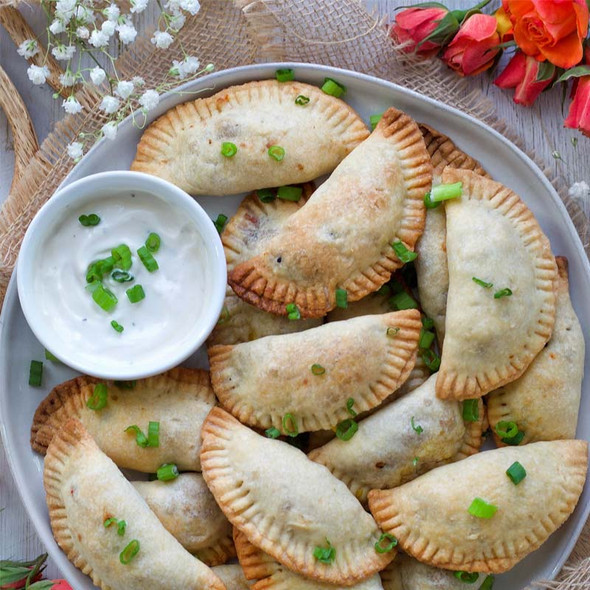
[92,284,118,312]
[295,94,310,106]
[386,326,400,338]
[265,427,281,439]
[268,145,285,161]
[421,348,441,372]
[115,380,136,389]
[377,284,391,297]
[412,457,419,466]
[411,416,423,435]
[346,398,357,417]
[276,68,294,82]
[335,288,348,309]
[125,425,149,448]
[256,188,275,203]
[157,463,179,481]
[502,429,525,446]
[374,533,398,554]
[495,421,518,439]
[44,349,59,362]
[282,413,298,437]
[453,571,479,583]
[468,497,498,519]
[418,328,435,350]
[85,279,100,294]
[111,244,132,271]
[321,77,346,98]
[494,288,513,299]
[277,186,302,202]
[86,256,115,282]
[311,364,325,375]
[86,383,108,410]
[213,214,228,234]
[313,539,336,564]
[480,575,495,590]
[335,419,358,441]
[472,277,493,289]
[137,246,159,273]
[421,316,434,330]
[126,284,146,303]
[370,113,383,130]
[462,399,479,422]
[111,320,124,333]
[220,142,237,157]
[119,540,140,565]
[425,182,463,209]
[111,270,134,283]
[392,241,417,263]
[145,232,161,253]
[506,461,527,485]
[104,517,126,536]
[78,213,101,226]
[147,421,160,447]
[286,303,300,320]
[217,306,230,324]
[28,360,43,387]
[103,517,116,527]
[389,291,418,310]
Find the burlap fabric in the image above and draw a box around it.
[0,0,589,586]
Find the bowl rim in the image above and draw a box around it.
[16,170,227,380]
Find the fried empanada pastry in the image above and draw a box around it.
[132,473,235,566]
[212,564,252,589]
[209,186,322,347]
[209,310,421,433]
[44,419,224,590]
[233,529,384,589]
[325,290,391,323]
[31,368,215,472]
[131,80,369,195]
[368,440,588,573]
[201,408,394,585]
[309,374,483,503]
[414,124,490,347]
[228,107,432,318]
[487,257,584,445]
[436,168,557,400]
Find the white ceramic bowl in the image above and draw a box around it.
[17,171,226,379]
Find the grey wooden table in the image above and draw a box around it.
[0,0,588,581]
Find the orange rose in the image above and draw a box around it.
[505,0,589,69]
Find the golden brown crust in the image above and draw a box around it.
[228,107,432,318]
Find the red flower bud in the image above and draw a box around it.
[48,580,73,589]
[564,47,590,136]
[494,51,554,106]
[390,7,448,57]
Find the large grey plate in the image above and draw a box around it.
[1,63,588,590]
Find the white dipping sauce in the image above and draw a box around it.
[34,190,207,364]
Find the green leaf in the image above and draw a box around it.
[554,65,590,85]
[394,1,447,10]
[418,11,461,47]
[536,61,556,82]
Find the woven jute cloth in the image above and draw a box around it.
[1,0,589,587]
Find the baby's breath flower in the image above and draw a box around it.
[117,22,137,44]
[101,20,116,37]
[104,4,120,21]
[62,96,83,114]
[75,5,95,25]
[49,19,67,35]
[169,60,183,78]
[151,31,174,49]
[67,141,84,161]
[59,71,76,87]
[76,26,90,39]
[180,0,200,15]
[182,56,200,75]
[102,122,118,140]
[55,0,77,23]
[115,80,134,100]
[17,39,39,59]
[130,0,149,13]
[139,89,160,111]
[27,64,50,85]
[89,29,109,48]
[90,66,106,85]
[168,11,185,31]
[132,76,145,86]
[100,95,120,114]
[52,44,76,61]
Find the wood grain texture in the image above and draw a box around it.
[0,0,588,580]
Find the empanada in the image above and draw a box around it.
[132,473,235,565]
[131,80,369,195]
[487,256,584,444]
[309,374,483,503]
[368,440,588,573]
[212,564,252,589]
[32,368,215,472]
[414,124,490,346]
[233,529,384,589]
[228,107,432,318]
[201,408,394,585]
[44,419,224,590]
[437,168,557,400]
[209,310,421,433]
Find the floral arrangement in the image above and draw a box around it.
[390,0,590,136]
[0,553,71,589]
[15,0,213,159]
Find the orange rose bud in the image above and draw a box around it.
[564,48,590,137]
[495,51,555,106]
[442,14,501,76]
[390,7,449,57]
[494,6,513,43]
[505,0,589,69]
